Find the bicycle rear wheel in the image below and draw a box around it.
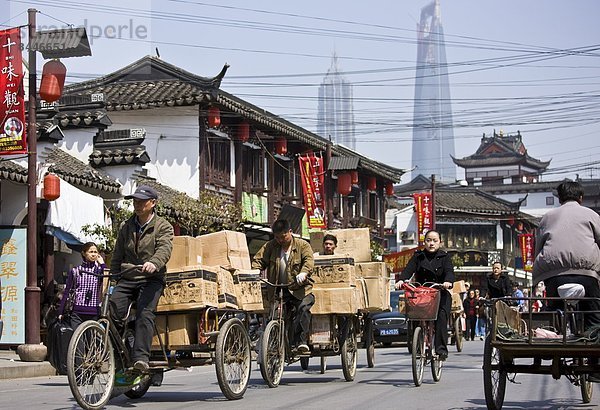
[411,326,425,387]
[341,322,357,382]
[483,335,507,410]
[259,320,285,388]
[454,317,464,352]
[431,354,443,382]
[67,320,115,410]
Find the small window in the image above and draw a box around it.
[546,196,555,206]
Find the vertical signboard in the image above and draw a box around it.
[0,27,27,155]
[413,192,433,246]
[0,227,26,344]
[518,233,534,272]
[299,154,326,229]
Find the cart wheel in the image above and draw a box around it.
[341,323,358,382]
[483,335,507,410]
[581,373,593,403]
[124,374,152,399]
[455,317,464,352]
[407,321,413,354]
[300,357,309,371]
[431,354,443,382]
[320,356,327,374]
[365,317,375,368]
[67,320,115,410]
[411,326,425,387]
[215,318,251,400]
[259,320,285,388]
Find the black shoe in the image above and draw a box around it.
[133,360,149,373]
[437,352,448,361]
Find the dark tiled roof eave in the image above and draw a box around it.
[452,155,550,170]
[0,160,28,184]
[435,189,520,216]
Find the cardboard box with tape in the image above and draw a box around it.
[157,265,219,312]
[312,255,356,285]
[233,269,264,311]
[311,283,359,314]
[197,230,251,270]
[355,261,391,312]
[216,267,238,309]
[310,228,371,263]
[166,236,203,270]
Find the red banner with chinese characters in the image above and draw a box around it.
[0,27,26,155]
[384,247,417,273]
[413,192,433,245]
[299,154,326,228]
[518,233,534,272]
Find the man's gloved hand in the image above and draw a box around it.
[142,261,157,274]
[296,272,308,285]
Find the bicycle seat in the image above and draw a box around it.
[557,283,585,299]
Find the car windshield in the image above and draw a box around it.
[390,291,403,310]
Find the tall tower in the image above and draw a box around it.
[317,53,356,150]
[412,0,456,182]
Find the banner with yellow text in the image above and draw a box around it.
[0,227,26,344]
[413,192,433,245]
[298,154,326,228]
[518,233,534,272]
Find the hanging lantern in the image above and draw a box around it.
[385,182,394,196]
[367,176,377,191]
[337,173,352,196]
[350,170,359,185]
[43,173,60,201]
[39,59,66,103]
[275,138,288,155]
[207,106,221,128]
[238,121,250,143]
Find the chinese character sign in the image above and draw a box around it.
[383,247,417,273]
[298,154,326,228]
[0,27,26,155]
[518,233,534,272]
[0,228,26,344]
[413,192,433,245]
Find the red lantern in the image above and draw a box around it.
[385,182,394,196]
[275,138,287,155]
[337,173,352,196]
[238,122,250,143]
[39,60,66,103]
[43,173,60,201]
[367,176,377,191]
[350,170,359,185]
[207,106,221,128]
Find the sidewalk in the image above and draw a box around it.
[0,349,57,380]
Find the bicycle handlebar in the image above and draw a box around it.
[88,265,144,279]
[260,277,315,288]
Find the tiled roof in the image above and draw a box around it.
[435,188,520,216]
[42,147,122,194]
[328,156,359,171]
[0,159,28,184]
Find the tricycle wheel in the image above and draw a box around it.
[581,373,593,403]
[320,356,327,374]
[454,317,464,352]
[300,357,309,371]
[215,318,251,400]
[67,320,115,410]
[259,320,284,388]
[365,318,375,368]
[483,335,507,410]
[341,323,358,381]
[411,326,425,387]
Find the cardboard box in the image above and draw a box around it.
[451,292,463,311]
[312,256,356,285]
[151,315,167,349]
[355,261,388,279]
[310,228,371,263]
[157,265,219,312]
[197,231,251,270]
[167,313,198,346]
[166,236,203,270]
[310,315,332,344]
[311,284,358,314]
[452,280,467,294]
[356,276,390,312]
[216,267,238,309]
[233,269,264,311]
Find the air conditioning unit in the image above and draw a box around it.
[401,231,416,241]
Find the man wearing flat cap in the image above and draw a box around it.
[110,184,174,373]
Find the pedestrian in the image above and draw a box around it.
[252,219,315,354]
[396,230,454,361]
[511,282,525,311]
[485,262,512,299]
[57,242,105,329]
[109,185,174,373]
[474,289,486,339]
[463,290,478,341]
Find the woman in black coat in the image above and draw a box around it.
[396,230,455,360]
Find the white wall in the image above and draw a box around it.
[0,181,28,225]
[496,190,558,218]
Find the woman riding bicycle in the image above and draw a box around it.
[396,230,454,360]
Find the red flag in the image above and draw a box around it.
[413,192,433,245]
[0,27,26,155]
[518,233,534,272]
[298,154,326,228]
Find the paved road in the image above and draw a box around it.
[0,341,597,409]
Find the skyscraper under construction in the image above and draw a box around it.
[412,0,456,182]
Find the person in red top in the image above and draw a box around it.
[463,290,478,341]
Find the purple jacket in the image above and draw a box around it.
[59,260,105,316]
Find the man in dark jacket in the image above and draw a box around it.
[110,185,174,372]
[252,219,314,353]
[485,262,512,299]
[396,230,454,360]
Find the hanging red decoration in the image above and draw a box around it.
[385,182,394,196]
[207,106,221,128]
[367,176,377,191]
[350,170,359,185]
[238,121,250,143]
[275,138,288,155]
[39,59,66,103]
[43,173,60,201]
[337,173,352,196]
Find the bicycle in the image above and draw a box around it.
[401,282,445,387]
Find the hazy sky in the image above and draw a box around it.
[4,0,600,183]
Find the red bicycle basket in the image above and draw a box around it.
[405,286,441,320]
